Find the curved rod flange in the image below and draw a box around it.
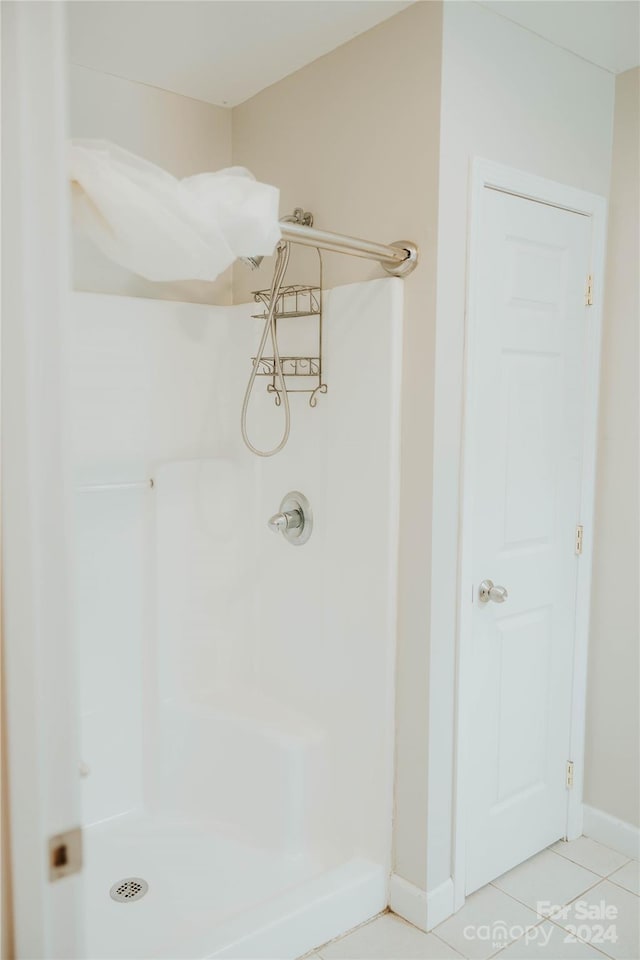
[382,241,419,278]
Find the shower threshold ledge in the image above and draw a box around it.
[83,812,386,960]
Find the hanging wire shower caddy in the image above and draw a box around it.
[241,205,418,455]
[251,251,327,408]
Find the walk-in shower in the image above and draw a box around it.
[70,277,404,958]
[65,144,419,957]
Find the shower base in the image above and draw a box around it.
[83,814,385,959]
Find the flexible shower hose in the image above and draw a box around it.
[241,241,292,457]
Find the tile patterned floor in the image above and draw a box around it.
[305,838,639,959]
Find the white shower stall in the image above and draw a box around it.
[68,277,402,958]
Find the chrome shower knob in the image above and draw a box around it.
[267,491,312,546]
[268,509,303,533]
[479,579,509,604]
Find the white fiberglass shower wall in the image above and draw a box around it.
[68,277,402,958]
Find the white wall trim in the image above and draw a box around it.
[2,4,83,956]
[436,159,608,914]
[583,806,640,861]
[389,874,454,933]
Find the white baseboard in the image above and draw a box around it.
[583,805,640,861]
[389,875,428,931]
[389,874,454,933]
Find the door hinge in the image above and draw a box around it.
[48,827,83,881]
[566,761,575,789]
[575,524,584,555]
[585,274,594,306]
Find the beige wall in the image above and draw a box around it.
[585,67,640,828]
[232,0,443,888]
[232,0,441,301]
[68,65,233,304]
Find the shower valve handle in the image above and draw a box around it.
[268,509,303,534]
[267,492,313,546]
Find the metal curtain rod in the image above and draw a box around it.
[280,221,419,278]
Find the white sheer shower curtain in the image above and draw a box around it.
[69,140,281,281]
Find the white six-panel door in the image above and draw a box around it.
[465,186,592,894]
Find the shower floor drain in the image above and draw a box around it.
[109,878,149,903]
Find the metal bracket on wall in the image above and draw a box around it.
[48,827,82,881]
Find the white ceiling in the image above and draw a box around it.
[67,0,640,109]
[66,1,414,108]
[479,1,640,74]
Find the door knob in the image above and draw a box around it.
[479,579,508,604]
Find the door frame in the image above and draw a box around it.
[2,3,84,955]
[452,159,607,908]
